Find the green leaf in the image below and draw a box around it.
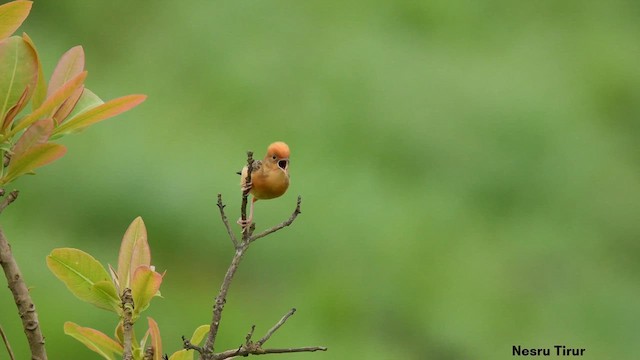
[46,248,120,313]
[11,117,53,158]
[1,142,66,185]
[22,33,46,110]
[0,1,32,40]
[53,94,146,136]
[117,217,150,290]
[0,35,37,124]
[47,45,84,98]
[64,322,123,360]
[168,325,209,360]
[131,266,162,319]
[147,317,163,360]
[5,70,86,140]
[189,325,210,346]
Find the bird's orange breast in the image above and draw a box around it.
[251,168,290,200]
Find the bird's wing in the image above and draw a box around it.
[236,160,262,176]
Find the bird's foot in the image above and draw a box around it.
[236,217,252,229]
[241,181,253,193]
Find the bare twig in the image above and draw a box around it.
[245,325,256,345]
[121,288,134,360]
[215,345,327,360]
[217,194,237,248]
[249,196,302,244]
[240,151,254,234]
[256,308,296,347]
[0,189,48,360]
[182,336,204,354]
[0,324,16,360]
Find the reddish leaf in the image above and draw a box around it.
[64,322,123,360]
[47,45,84,97]
[117,217,150,290]
[1,142,66,185]
[53,84,84,124]
[53,94,146,136]
[12,117,53,159]
[147,317,163,360]
[22,33,46,110]
[0,35,38,124]
[131,265,162,319]
[5,70,86,139]
[0,1,32,40]
[2,84,29,131]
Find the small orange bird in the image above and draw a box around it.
[237,141,291,227]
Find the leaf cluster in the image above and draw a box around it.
[0,0,145,186]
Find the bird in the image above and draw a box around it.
[237,141,291,228]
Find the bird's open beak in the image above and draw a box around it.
[277,158,289,171]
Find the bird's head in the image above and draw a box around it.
[265,141,290,172]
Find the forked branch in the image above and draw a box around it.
[196,150,325,360]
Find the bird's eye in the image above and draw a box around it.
[272,155,277,160]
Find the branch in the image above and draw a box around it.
[0,190,48,360]
[240,151,254,235]
[215,346,327,359]
[256,308,296,347]
[216,194,237,248]
[202,246,248,356]
[121,288,134,360]
[0,190,18,215]
[213,309,328,359]
[0,324,16,360]
[249,196,301,244]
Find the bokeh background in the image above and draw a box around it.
[1,0,639,359]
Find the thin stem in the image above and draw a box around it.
[240,151,254,236]
[249,196,302,244]
[216,194,237,248]
[214,346,327,359]
[256,308,296,347]
[0,324,16,360]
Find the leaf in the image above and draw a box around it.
[1,142,65,185]
[0,1,32,40]
[2,84,29,130]
[117,217,150,290]
[46,248,120,313]
[147,317,163,360]
[0,35,37,124]
[53,84,83,124]
[53,94,146,136]
[11,117,53,158]
[47,45,84,98]
[131,266,162,319]
[64,88,103,120]
[22,33,46,110]
[189,325,210,346]
[5,70,86,139]
[167,325,209,360]
[168,350,192,360]
[64,322,123,360]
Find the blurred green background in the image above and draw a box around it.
[1,0,639,359]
